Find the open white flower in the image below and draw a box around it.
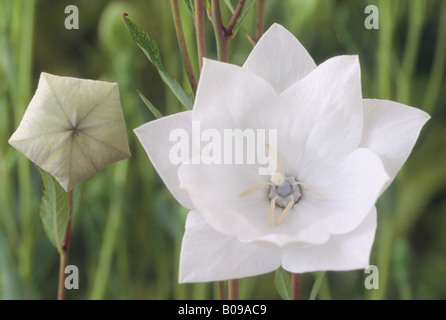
[134,24,430,282]
[9,72,131,192]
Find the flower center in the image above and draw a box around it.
[268,173,302,209]
[239,170,324,227]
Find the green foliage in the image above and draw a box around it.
[124,14,194,110]
[224,0,256,34]
[183,0,194,17]
[37,168,70,254]
[309,272,326,300]
[274,268,292,300]
[137,90,163,119]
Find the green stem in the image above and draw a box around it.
[216,281,226,300]
[90,161,128,299]
[171,0,198,93]
[377,0,395,100]
[225,0,246,36]
[228,279,239,300]
[423,1,446,113]
[15,0,36,284]
[210,0,229,62]
[57,190,74,300]
[194,0,207,72]
[291,273,300,300]
[396,0,426,104]
[254,0,266,42]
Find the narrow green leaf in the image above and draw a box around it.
[309,271,326,300]
[159,70,194,109]
[123,13,194,110]
[234,0,255,33]
[0,229,24,299]
[123,14,164,71]
[183,0,194,17]
[137,90,163,119]
[274,268,292,300]
[38,167,70,254]
[205,0,211,14]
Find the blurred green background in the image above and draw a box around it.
[1,0,445,299]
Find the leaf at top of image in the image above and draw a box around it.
[123,13,164,71]
[123,13,194,110]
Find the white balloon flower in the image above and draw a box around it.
[9,72,131,192]
[134,24,430,282]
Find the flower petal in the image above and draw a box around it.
[243,23,317,94]
[179,210,281,283]
[178,158,331,247]
[300,148,389,235]
[282,207,377,273]
[360,99,430,187]
[134,111,194,209]
[277,55,363,170]
[178,156,265,237]
[193,58,277,131]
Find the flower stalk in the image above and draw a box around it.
[57,190,74,300]
[228,279,239,300]
[194,0,207,72]
[291,273,300,300]
[210,0,228,62]
[216,281,226,300]
[254,0,266,42]
[171,0,198,93]
[225,0,246,36]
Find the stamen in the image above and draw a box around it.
[239,181,268,198]
[271,171,285,186]
[275,197,295,226]
[295,182,326,200]
[265,143,284,171]
[270,196,278,227]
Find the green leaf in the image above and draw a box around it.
[0,229,24,299]
[123,14,194,110]
[158,70,194,109]
[123,14,164,71]
[274,268,292,300]
[234,0,255,33]
[205,0,211,14]
[309,271,326,300]
[183,0,194,17]
[38,167,70,254]
[137,90,163,119]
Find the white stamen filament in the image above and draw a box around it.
[295,182,326,200]
[238,181,268,198]
[270,196,278,227]
[238,146,325,226]
[275,197,295,226]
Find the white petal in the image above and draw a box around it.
[134,111,194,209]
[193,59,277,131]
[179,210,281,283]
[178,158,265,237]
[360,99,430,187]
[243,23,317,94]
[178,158,330,247]
[282,207,377,273]
[9,73,130,192]
[277,55,364,171]
[300,148,389,235]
